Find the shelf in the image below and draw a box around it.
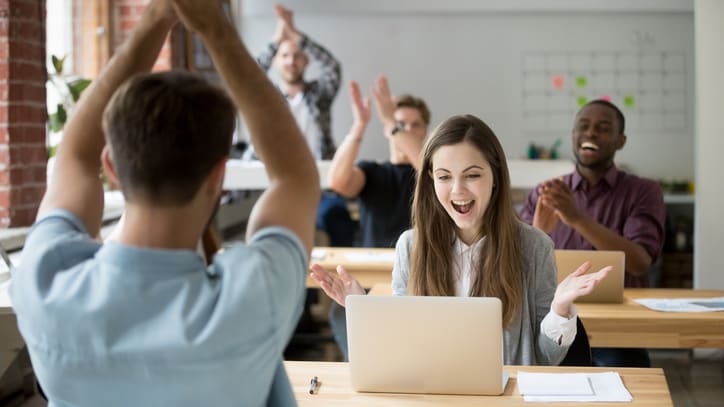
[663,194,695,204]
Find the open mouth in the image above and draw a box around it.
[451,200,474,214]
[580,142,599,151]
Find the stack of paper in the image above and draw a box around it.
[343,251,396,263]
[310,248,326,261]
[635,297,724,312]
[517,371,633,402]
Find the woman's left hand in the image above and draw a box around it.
[551,261,611,317]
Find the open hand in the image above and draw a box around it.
[538,178,584,226]
[372,75,397,134]
[309,263,365,307]
[350,80,371,127]
[272,4,299,44]
[551,261,611,317]
[533,195,559,234]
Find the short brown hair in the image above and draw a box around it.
[396,94,431,125]
[102,71,236,206]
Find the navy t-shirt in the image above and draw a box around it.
[357,161,416,248]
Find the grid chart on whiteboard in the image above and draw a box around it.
[521,51,687,131]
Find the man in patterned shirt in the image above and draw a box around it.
[251,4,354,248]
[520,100,666,368]
[254,4,341,160]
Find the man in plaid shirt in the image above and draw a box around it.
[252,4,354,247]
[254,4,341,160]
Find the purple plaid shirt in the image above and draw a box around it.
[520,165,665,288]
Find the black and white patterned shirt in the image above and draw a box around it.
[255,34,341,160]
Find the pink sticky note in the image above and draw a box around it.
[599,94,612,102]
[551,75,565,89]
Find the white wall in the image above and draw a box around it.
[239,1,695,180]
[694,0,724,289]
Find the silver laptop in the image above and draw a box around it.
[554,250,625,303]
[346,295,508,395]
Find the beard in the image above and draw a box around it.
[282,72,304,85]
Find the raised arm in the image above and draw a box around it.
[372,76,424,171]
[327,81,370,198]
[172,0,319,254]
[37,0,177,237]
[300,34,341,101]
[255,4,293,71]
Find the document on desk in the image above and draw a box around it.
[635,297,724,312]
[310,248,326,261]
[517,371,633,402]
[343,251,396,263]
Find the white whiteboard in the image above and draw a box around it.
[238,3,694,179]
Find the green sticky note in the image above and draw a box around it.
[623,95,635,108]
[575,76,588,88]
[576,96,588,107]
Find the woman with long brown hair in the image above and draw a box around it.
[311,114,609,365]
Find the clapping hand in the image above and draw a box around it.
[372,75,397,137]
[551,261,611,317]
[350,80,371,128]
[309,263,366,307]
[272,4,300,44]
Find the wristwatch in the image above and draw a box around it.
[390,121,406,136]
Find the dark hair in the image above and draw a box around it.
[409,114,523,327]
[583,99,625,134]
[396,94,431,125]
[102,71,236,206]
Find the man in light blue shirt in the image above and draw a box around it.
[9,1,320,406]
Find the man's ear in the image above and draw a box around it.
[616,133,627,151]
[205,158,227,198]
[101,146,121,189]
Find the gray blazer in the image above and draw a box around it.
[392,221,569,366]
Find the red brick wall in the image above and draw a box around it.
[0,0,47,227]
[114,0,172,71]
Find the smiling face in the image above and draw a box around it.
[273,40,308,85]
[391,107,428,163]
[431,141,494,245]
[572,103,626,173]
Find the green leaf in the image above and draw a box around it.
[67,79,92,102]
[51,55,65,74]
[47,145,58,158]
[48,104,67,133]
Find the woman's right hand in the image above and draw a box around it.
[309,263,366,307]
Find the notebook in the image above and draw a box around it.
[554,250,625,303]
[345,295,508,395]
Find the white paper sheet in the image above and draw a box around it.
[310,248,326,261]
[635,297,724,312]
[517,372,593,396]
[343,251,396,263]
[518,371,633,402]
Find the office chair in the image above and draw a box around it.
[559,316,592,366]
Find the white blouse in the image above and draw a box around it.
[452,237,577,346]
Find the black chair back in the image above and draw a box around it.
[559,316,592,366]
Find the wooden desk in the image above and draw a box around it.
[368,285,724,349]
[285,361,672,406]
[307,247,394,288]
[577,288,724,348]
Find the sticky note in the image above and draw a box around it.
[599,95,612,102]
[575,76,588,88]
[576,96,588,107]
[623,95,635,107]
[551,75,565,90]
